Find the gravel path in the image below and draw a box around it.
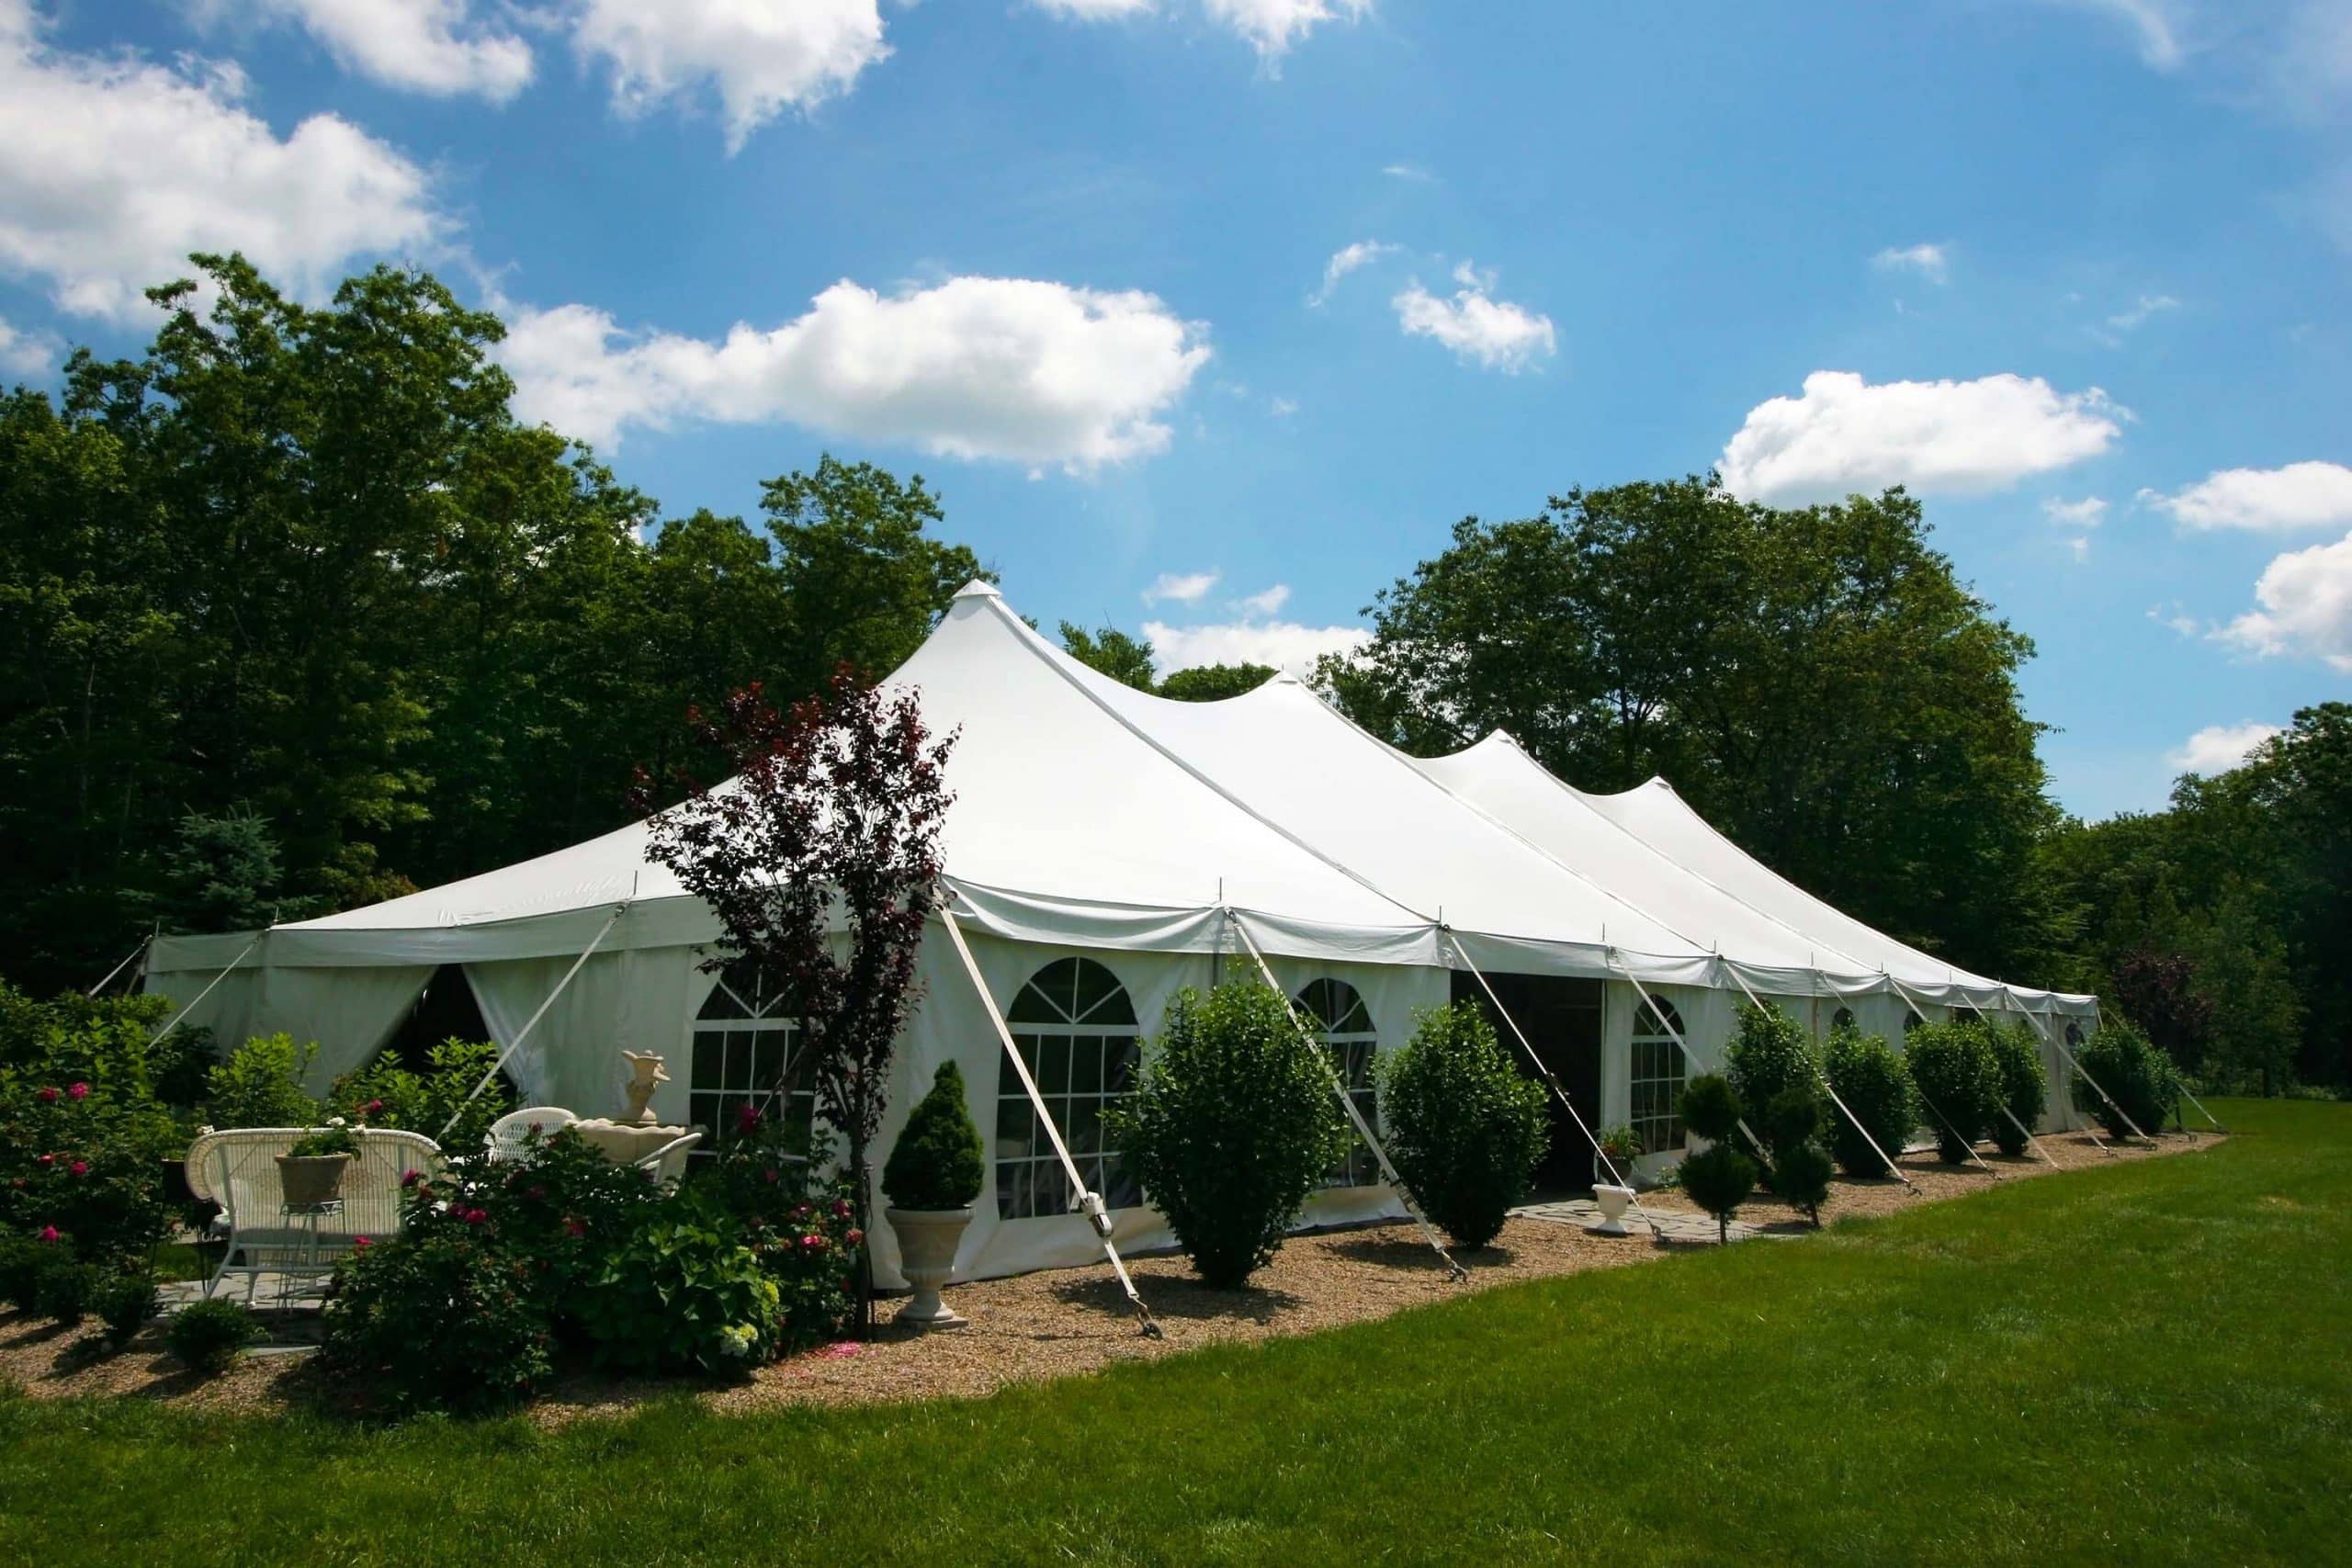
[0,1127,2213,1421]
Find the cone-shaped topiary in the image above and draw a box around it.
[881,1062,986,1211]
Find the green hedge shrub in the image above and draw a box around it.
[95,1269,159,1348]
[2073,1023,2180,1140]
[580,1214,782,1376]
[202,1034,319,1128]
[327,1038,510,1151]
[31,1256,100,1324]
[1379,1002,1550,1251]
[1108,982,1348,1288]
[1905,1021,1999,1164]
[1821,1029,1915,1178]
[1676,1073,1756,1243]
[1774,1142,1834,1226]
[322,1219,557,1414]
[165,1297,261,1375]
[1987,1023,2048,1156]
[882,1062,985,1211]
[1725,1003,1818,1134]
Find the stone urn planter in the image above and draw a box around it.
[1589,1183,1635,1237]
[277,1153,354,1208]
[886,1206,973,1329]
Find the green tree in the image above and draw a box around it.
[1159,662,1276,701]
[1058,622,1158,691]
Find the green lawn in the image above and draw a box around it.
[5,1098,2346,1565]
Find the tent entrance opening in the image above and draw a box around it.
[1452,970,1603,1192]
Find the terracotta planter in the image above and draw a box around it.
[277,1153,353,1208]
[885,1206,973,1329]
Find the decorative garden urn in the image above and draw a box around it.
[619,1050,669,1125]
[885,1206,974,1329]
[1589,1183,1635,1237]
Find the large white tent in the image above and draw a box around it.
[146,580,2098,1284]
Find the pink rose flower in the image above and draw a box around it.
[401,1168,424,1188]
[353,1235,372,1249]
[735,1103,763,1134]
[68,1082,88,1100]
[799,1233,826,1251]
[791,1203,811,1220]
[844,1228,864,1247]
[69,1160,87,1177]
[463,1207,489,1225]
[37,1153,53,1166]
[363,1099,384,1117]
[37,1224,60,1243]
[830,1199,852,1219]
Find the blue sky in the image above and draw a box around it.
[3,1,2348,820]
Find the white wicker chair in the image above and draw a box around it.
[635,1130,703,1189]
[184,1127,445,1303]
[485,1106,580,1161]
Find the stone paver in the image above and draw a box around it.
[1511,1197,1777,1243]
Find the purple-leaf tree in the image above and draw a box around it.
[636,663,956,1325]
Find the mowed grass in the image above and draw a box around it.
[4,1100,2346,1566]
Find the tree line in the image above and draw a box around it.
[1,256,2339,1091]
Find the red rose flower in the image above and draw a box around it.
[36,1087,58,1104]
[36,1153,53,1166]
[354,1235,372,1249]
[401,1168,424,1188]
[831,1199,852,1219]
[69,1160,87,1177]
[735,1103,763,1134]
[562,1216,587,1238]
[763,1168,780,1185]
[67,1082,88,1101]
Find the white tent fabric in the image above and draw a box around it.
[143,579,2099,1277]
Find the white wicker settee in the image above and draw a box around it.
[184,1127,445,1303]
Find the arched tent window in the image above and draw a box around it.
[998,957,1142,1221]
[1830,1007,1857,1033]
[1629,998,1687,1156]
[1296,978,1377,1188]
[691,959,811,1163]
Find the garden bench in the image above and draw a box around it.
[184,1127,445,1304]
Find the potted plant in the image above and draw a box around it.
[1594,1124,1643,1187]
[278,1119,360,1207]
[879,1062,985,1329]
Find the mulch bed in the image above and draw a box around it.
[0,1127,2215,1422]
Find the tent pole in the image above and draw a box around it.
[1444,929,1668,1242]
[934,893,1161,1339]
[2006,990,2149,1145]
[1879,976,2005,1179]
[1227,908,1465,1280]
[1721,959,1917,1194]
[438,902,628,1144]
[145,931,266,1046]
[85,938,151,998]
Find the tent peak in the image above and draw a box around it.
[952,579,1003,601]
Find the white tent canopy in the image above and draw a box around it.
[146,579,2097,1282]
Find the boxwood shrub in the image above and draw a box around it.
[1725,1003,1818,1135]
[164,1297,261,1376]
[2072,1023,2180,1140]
[1108,982,1349,1288]
[1820,1029,1916,1178]
[1905,1021,2000,1163]
[1378,1002,1550,1251]
[1986,1022,2049,1156]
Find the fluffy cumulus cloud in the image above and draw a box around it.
[501,275,1211,468]
[1393,262,1556,373]
[2167,720,2282,775]
[568,0,888,151]
[212,0,533,100]
[1716,370,2123,504]
[0,2,442,321]
[1204,0,1370,60]
[2216,531,2352,670]
[1145,570,1218,604]
[2142,461,2352,533]
[1871,243,1949,283]
[1235,583,1290,615]
[1308,239,1396,307]
[0,312,56,376]
[1144,615,1367,675]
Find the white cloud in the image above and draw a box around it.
[1871,243,1949,283]
[2057,0,2188,69]
[1145,570,1219,604]
[502,275,1211,467]
[2167,720,2282,775]
[2142,461,2352,533]
[1716,370,2123,503]
[1382,163,1434,182]
[0,312,57,377]
[0,0,444,321]
[1268,395,1298,417]
[210,0,533,100]
[2044,495,2109,525]
[2215,530,2352,671]
[2149,602,2201,638]
[1393,262,1556,373]
[2065,535,2093,562]
[567,0,888,152]
[1204,0,1370,60]
[1235,583,1291,615]
[1145,615,1367,674]
[1309,239,1396,307]
[2106,292,2179,333]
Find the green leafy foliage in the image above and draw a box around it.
[1725,1004,1817,1129]
[322,1222,556,1415]
[1057,622,1159,692]
[1905,1021,2000,1163]
[1678,1145,1758,1245]
[1774,1142,1835,1227]
[1108,982,1350,1289]
[1820,1029,1916,1178]
[1678,1073,1742,1145]
[0,1235,43,1311]
[882,1062,985,1211]
[94,1268,159,1348]
[31,1256,101,1324]
[579,1215,783,1376]
[1987,1023,2049,1156]
[201,1034,318,1129]
[1157,663,1277,702]
[2073,1023,2182,1140]
[164,1297,262,1376]
[1377,1002,1550,1251]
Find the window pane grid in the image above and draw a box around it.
[997,959,1142,1221]
[1297,978,1381,1189]
[1629,998,1686,1157]
[691,961,813,1166]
